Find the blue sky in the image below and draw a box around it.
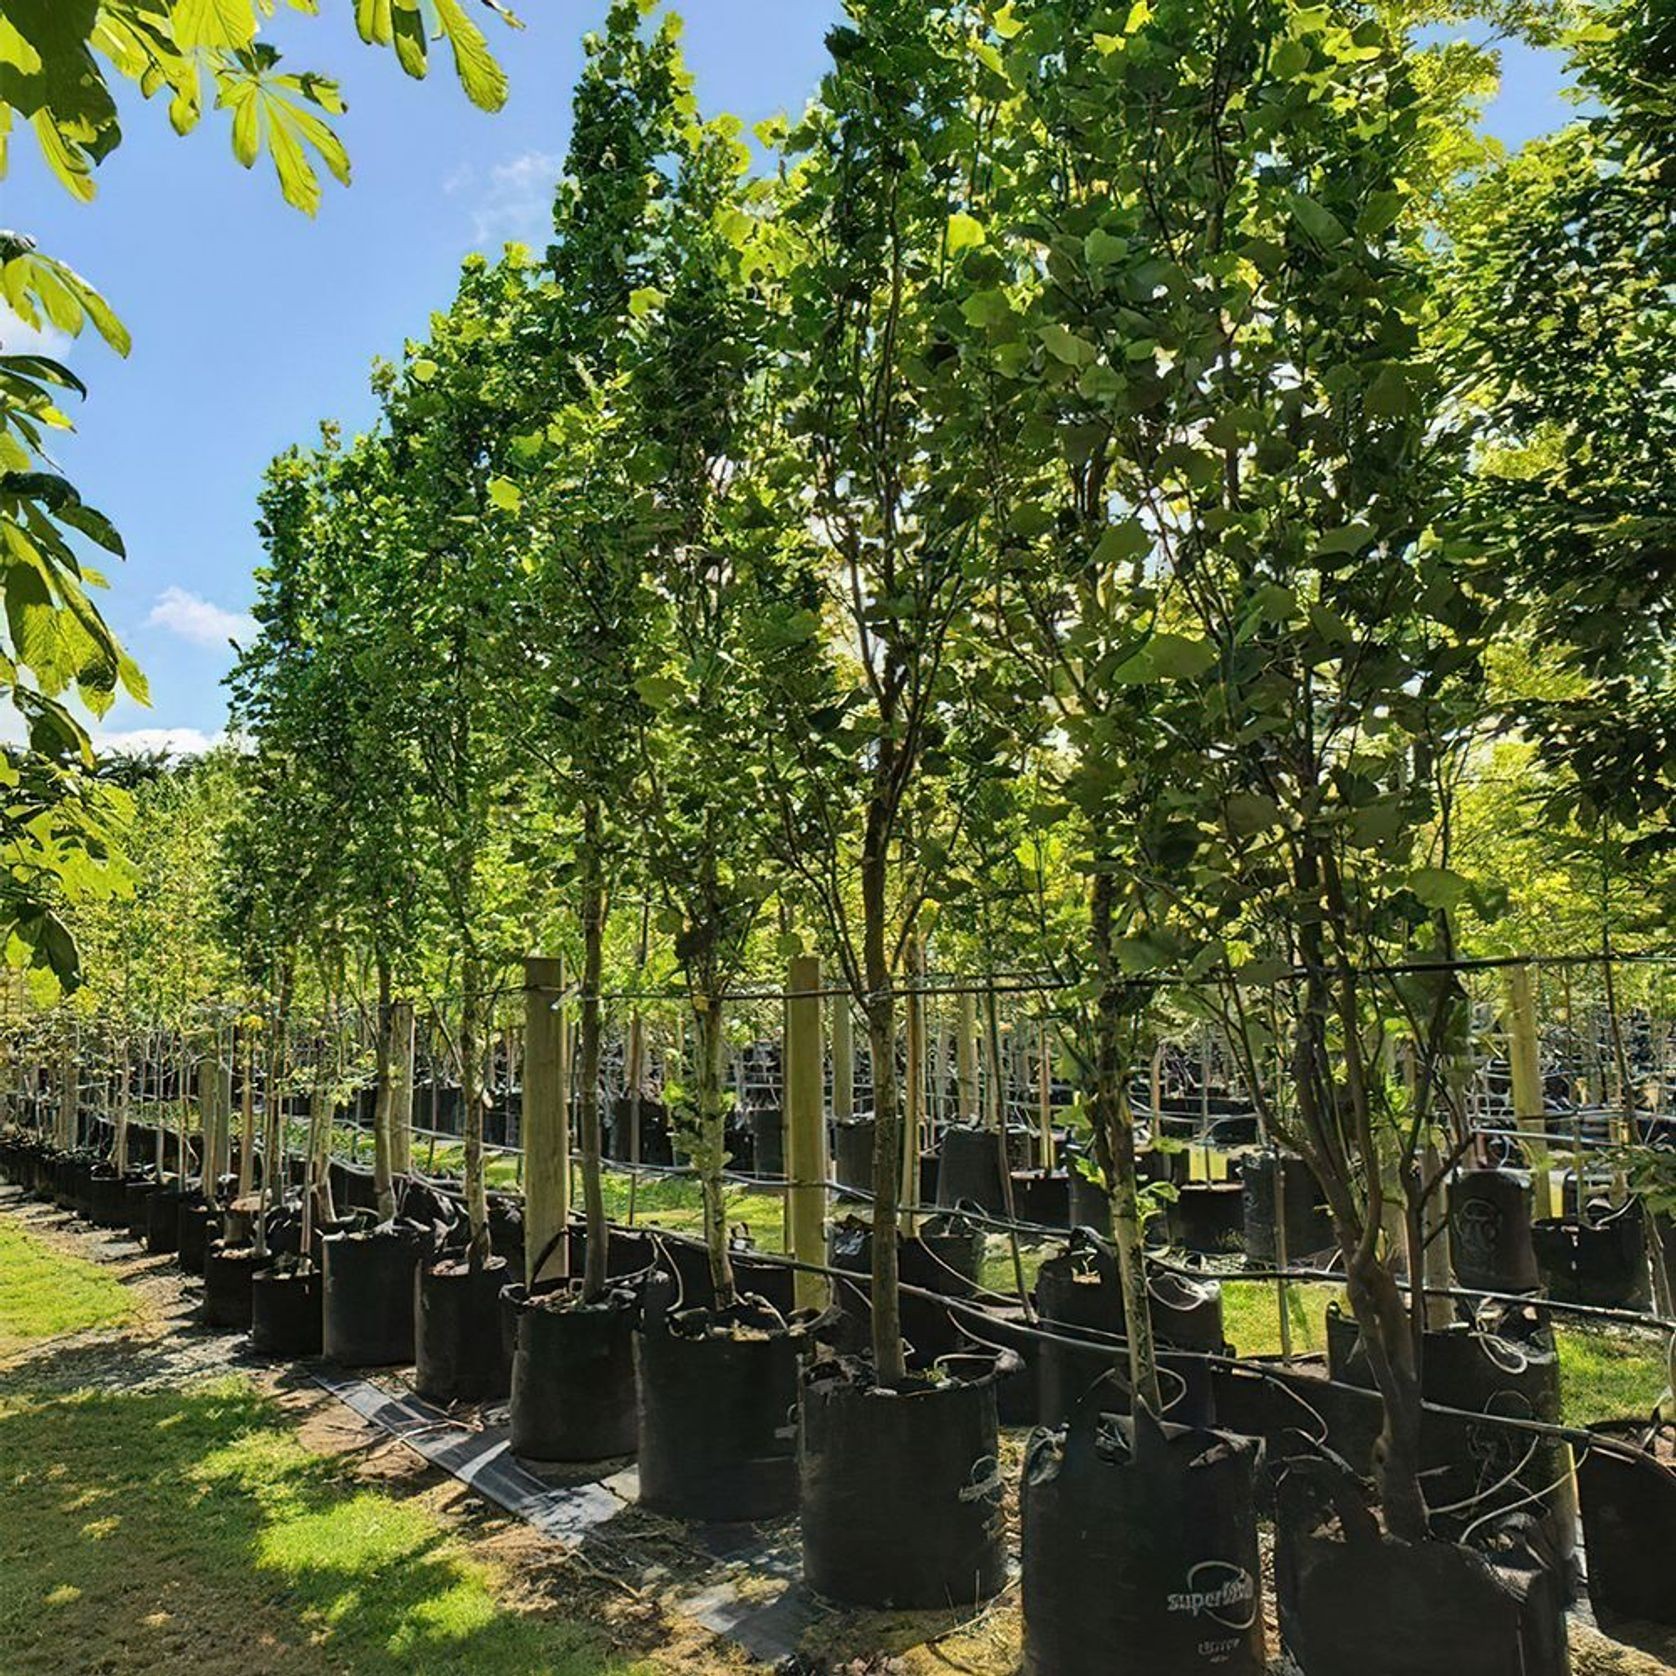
[3,6,1572,753]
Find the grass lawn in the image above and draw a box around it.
[0,1222,137,1357]
[0,1374,651,1675]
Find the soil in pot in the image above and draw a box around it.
[504,1280,639,1462]
[1272,1446,1568,1676]
[799,1350,1015,1609]
[635,1286,808,1522]
[203,1242,265,1330]
[321,1226,426,1366]
[250,1262,323,1358]
[1023,1396,1265,1675]
[415,1255,512,1403]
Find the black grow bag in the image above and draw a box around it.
[799,1351,1014,1608]
[250,1266,323,1358]
[145,1183,185,1254]
[1272,1448,1568,1676]
[322,1226,426,1366]
[1166,1181,1246,1255]
[1241,1150,1332,1268]
[1448,1168,1541,1294]
[827,1213,985,1367]
[635,1290,807,1521]
[414,1256,512,1403]
[87,1169,128,1228]
[831,1117,876,1194]
[124,1177,158,1241]
[1578,1420,1676,1629]
[1035,1232,1224,1426]
[1022,1397,1265,1675]
[504,1281,639,1462]
[1531,1202,1649,1308]
[177,1195,215,1274]
[1009,1169,1071,1229]
[203,1243,265,1329]
[935,1124,1007,1214]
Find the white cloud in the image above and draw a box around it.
[146,586,256,649]
[447,150,561,250]
[93,725,219,759]
[0,302,71,360]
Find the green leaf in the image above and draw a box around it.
[172,0,258,51]
[947,212,986,253]
[1144,632,1216,679]
[1288,193,1347,247]
[432,0,510,112]
[1092,519,1150,567]
[1406,867,1475,910]
[961,289,1012,329]
[486,476,521,513]
[1040,323,1095,366]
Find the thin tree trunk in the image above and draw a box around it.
[694,994,737,1308]
[579,806,609,1303]
[372,954,397,1224]
[462,950,490,1269]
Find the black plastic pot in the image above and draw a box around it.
[203,1243,264,1329]
[1578,1421,1676,1629]
[145,1184,184,1254]
[1022,1400,1265,1675]
[1532,1203,1648,1308]
[1272,1448,1567,1675]
[799,1351,1014,1608]
[1241,1150,1333,1268]
[635,1295,805,1521]
[1448,1168,1541,1294]
[504,1281,639,1462]
[414,1256,512,1403]
[1167,1182,1245,1255]
[250,1266,323,1357]
[322,1227,426,1366]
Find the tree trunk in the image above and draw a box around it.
[1089,869,1162,1414]
[372,954,397,1224]
[693,994,737,1308]
[861,791,906,1382]
[579,806,609,1303]
[462,950,491,1269]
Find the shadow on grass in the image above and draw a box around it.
[0,1371,641,1675]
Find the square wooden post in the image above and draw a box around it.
[524,957,570,1284]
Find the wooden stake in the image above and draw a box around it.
[1504,963,1555,1218]
[785,954,829,1313]
[524,956,569,1284]
[831,986,854,1124]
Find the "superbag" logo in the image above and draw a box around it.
[1166,1561,1258,1631]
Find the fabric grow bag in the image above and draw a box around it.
[1578,1420,1676,1629]
[831,1117,876,1195]
[799,1351,1014,1608]
[176,1194,214,1274]
[504,1280,639,1462]
[1167,1182,1246,1256]
[250,1266,322,1358]
[1448,1168,1541,1295]
[145,1183,184,1254]
[322,1226,426,1366]
[1272,1447,1568,1676]
[1010,1169,1071,1229]
[1022,1397,1265,1674]
[1532,1202,1649,1308]
[635,1290,806,1521]
[203,1243,264,1329]
[87,1169,128,1228]
[935,1125,1007,1214]
[827,1213,985,1367]
[1241,1150,1332,1268]
[415,1256,512,1402]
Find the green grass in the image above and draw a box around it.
[0,1374,649,1675]
[1556,1324,1671,1430]
[0,1223,136,1356]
